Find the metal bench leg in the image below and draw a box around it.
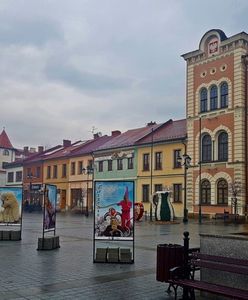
[167,283,172,293]
[170,284,178,300]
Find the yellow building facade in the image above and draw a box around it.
[68,154,93,213]
[136,119,187,218]
[43,157,70,211]
[136,142,185,217]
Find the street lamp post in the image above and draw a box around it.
[177,153,191,223]
[82,165,94,217]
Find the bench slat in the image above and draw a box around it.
[194,253,248,267]
[193,260,248,275]
[170,279,248,300]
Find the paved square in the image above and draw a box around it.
[0,213,247,299]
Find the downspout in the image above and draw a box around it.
[242,55,248,216]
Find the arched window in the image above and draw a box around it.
[220,82,228,108]
[200,88,208,112]
[202,134,212,162]
[218,132,228,161]
[210,85,218,110]
[201,179,211,204]
[217,179,228,204]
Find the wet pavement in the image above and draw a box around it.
[0,213,247,299]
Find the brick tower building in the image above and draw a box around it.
[182,29,248,218]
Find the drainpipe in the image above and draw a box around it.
[242,55,248,216]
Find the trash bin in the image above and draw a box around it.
[156,243,184,282]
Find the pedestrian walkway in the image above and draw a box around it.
[0,213,247,299]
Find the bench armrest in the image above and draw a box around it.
[169,266,184,280]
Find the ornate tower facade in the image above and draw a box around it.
[182,29,248,217]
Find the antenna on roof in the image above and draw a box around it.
[90,126,97,135]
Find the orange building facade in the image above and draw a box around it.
[183,29,248,217]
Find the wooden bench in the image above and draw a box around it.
[213,210,239,222]
[169,252,248,300]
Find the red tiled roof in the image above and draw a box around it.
[23,145,63,164]
[136,119,187,145]
[0,129,14,149]
[96,123,161,151]
[42,141,86,161]
[71,135,116,156]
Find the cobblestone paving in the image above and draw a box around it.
[0,213,247,299]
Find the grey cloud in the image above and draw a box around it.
[44,62,134,91]
[0,15,63,46]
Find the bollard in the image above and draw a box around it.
[183,231,190,300]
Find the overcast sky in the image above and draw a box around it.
[1,0,248,149]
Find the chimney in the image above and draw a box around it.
[146,121,157,126]
[93,132,102,139]
[63,139,71,147]
[30,147,36,153]
[111,130,121,137]
[23,146,29,155]
[38,146,44,153]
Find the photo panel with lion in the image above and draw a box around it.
[0,187,23,225]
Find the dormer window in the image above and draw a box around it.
[3,149,9,156]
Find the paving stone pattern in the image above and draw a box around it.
[0,213,247,299]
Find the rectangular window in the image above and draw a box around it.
[117,159,123,170]
[78,161,83,174]
[143,153,150,171]
[53,165,58,178]
[142,184,150,202]
[155,152,162,170]
[98,161,103,172]
[71,162,76,175]
[62,164,67,178]
[27,168,31,178]
[127,157,133,169]
[88,160,93,169]
[173,184,182,203]
[47,166,51,179]
[174,149,181,168]
[36,166,41,178]
[7,172,14,183]
[108,160,112,171]
[154,184,163,192]
[16,171,22,182]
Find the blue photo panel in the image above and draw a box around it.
[0,187,23,225]
[95,181,134,240]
